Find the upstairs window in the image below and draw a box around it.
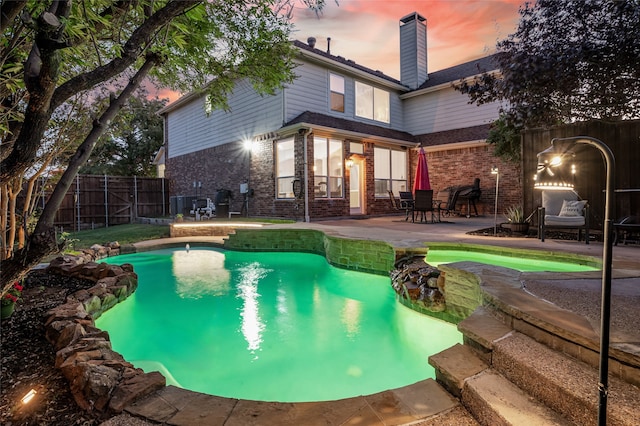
[275,138,295,199]
[374,147,407,197]
[330,73,345,112]
[355,81,390,123]
[314,137,343,198]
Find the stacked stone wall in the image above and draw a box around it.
[44,253,164,415]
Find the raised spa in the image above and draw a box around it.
[425,248,599,272]
[97,248,462,402]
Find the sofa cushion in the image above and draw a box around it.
[542,190,579,216]
[544,215,586,226]
[559,199,587,217]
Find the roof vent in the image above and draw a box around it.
[307,37,316,48]
[327,37,331,54]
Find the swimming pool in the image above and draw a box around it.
[96,248,462,402]
[425,249,600,272]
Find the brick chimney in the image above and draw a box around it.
[399,12,428,89]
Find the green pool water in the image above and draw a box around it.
[425,249,599,272]
[97,248,462,402]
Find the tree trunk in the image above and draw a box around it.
[1,228,59,293]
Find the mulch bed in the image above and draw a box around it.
[0,271,103,425]
[467,226,601,242]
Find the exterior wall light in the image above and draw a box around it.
[345,157,355,168]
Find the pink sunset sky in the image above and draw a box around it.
[292,0,523,76]
[153,0,523,101]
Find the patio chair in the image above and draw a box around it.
[435,190,451,217]
[614,215,640,246]
[413,189,436,223]
[388,191,414,221]
[538,189,590,244]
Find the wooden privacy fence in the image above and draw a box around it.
[42,175,169,231]
[522,119,640,231]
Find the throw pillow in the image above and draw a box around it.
[559,199,586,217]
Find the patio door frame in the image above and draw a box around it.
[349,156,366,215]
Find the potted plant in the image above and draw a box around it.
[175,213,184,223]
[504,206,530,234]
[1,281,23,320]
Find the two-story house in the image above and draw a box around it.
[159,12,517,220]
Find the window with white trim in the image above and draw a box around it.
[329,73,345,112]
[275,138,295,199]
[313,137,343,198]
[355,81,390,123]
[374,147,407,196]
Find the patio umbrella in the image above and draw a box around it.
[413,147,431,192]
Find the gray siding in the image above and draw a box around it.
[286,60,405,131]
[285,62,328,121]
[167,80,283,158]
[403,86,500,135]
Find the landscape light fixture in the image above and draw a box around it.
[21,389,37,404]
[535,136,615,426]
[491,166,499,235]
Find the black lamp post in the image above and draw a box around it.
[535,136,615,425]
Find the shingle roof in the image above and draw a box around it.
[415,124,491,146]
[283,111,490,147]
[417,54,500,89]
[293,40,403,86]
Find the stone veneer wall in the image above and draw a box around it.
[170,223,243,237]
[436,265,483,321]
[224,229,396,275]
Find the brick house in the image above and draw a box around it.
[158,12,522,220]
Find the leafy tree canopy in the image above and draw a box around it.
[457,0,640,129]
[81,95,167,177]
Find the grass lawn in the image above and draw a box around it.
[66,218,295,250]
[68,224,170,250]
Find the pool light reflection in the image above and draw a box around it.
[237,263,268,353]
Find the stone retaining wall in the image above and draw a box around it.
[43,253,165,415]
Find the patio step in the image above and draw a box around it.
[462,370,571,426]
[457,306,512,364]
[429,342,571,426]
[492,332,640,426]
[431,308,640,425]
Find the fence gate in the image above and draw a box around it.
[104,176,133,227]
